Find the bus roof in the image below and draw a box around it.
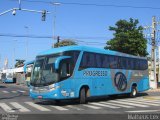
[37,46,146,59]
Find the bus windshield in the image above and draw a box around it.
[30,55,59,87]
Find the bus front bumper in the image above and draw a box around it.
[30,88,76,100]
[30,89,62,100]
[4,79,13,83]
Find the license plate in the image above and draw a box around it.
[37,96,43,99]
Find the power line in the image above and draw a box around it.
[0,34,53,39]
[8,0,160,10]
[0,33,153,45]
[0,33,108,45]
[0,33,108,39]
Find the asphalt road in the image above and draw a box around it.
[0,83,160,120]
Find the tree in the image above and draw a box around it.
[15,59,25,68]
[104,18,148,57]
[53,39,77,48]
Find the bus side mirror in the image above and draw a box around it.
[54,56,71,70]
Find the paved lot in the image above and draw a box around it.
[0,83,160,116]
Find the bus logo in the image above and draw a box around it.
[114,72,127,91]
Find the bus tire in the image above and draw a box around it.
[130,86,137,98]
[79,88,87,104]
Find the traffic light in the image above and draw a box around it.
[57,36,60,43]
[41,10,46,21]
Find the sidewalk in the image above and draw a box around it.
[143,96,160,100]
[146,88,160,92]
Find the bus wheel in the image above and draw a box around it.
[79,88,87,104]
[130,86,137,98]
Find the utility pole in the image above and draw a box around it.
[158,46,160,86]
[13,40,17,68]
[52,2,61,46]
[24,26,29,60]
[150,16,157,89]
[0,54,1,69]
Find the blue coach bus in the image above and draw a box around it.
[30,46,149,104]
[2,70,15,83]
[24,60,35,86]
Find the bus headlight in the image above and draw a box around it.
[49,84,60,91]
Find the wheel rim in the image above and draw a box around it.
[133,89,136,96]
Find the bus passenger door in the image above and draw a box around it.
[59,58,75,98]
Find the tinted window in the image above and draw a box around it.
[140,59,148,70]
[59,58,74,81]
[88,53,95,67]
[121,57,127,69]
[64,51,80,69]
[102,55,109,68]
[79,52,148,70]
[95,54,102,68]
[80,52,96,69]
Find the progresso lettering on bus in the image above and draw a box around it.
[83,71,107,76]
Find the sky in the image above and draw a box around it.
[0,0,160,68]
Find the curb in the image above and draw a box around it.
[146,89,160,92]
[143,96,160,100]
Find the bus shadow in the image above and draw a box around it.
[36,92,149,106]
[0,93,25,100]
[0,86,7,88]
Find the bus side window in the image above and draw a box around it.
[144,60,148,70]
[121,57,126,69]
[95,54,102,68]
[88,53,95,68]
[140,59,148,70]
[109,56,115,68]
[61,63,68,78]
[102,55,109,68]
[80,52,88,69]
[59,59,73,80]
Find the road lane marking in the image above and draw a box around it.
[132,99,160,104]
[83,104,101,109]
[0,103,15,112]
[89,102,120,109]
[2,91,9,93]
[11,91,18,93]
[109,100,149,107]
[126,110,160,113]
[17,90,26,93]
[99,102,134,108]
[25,102,50,111]
[115,97,143,101]
[66,105,84,110]
[116,99,160,106]
[10,102,30,112]
[51,106,68,111]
